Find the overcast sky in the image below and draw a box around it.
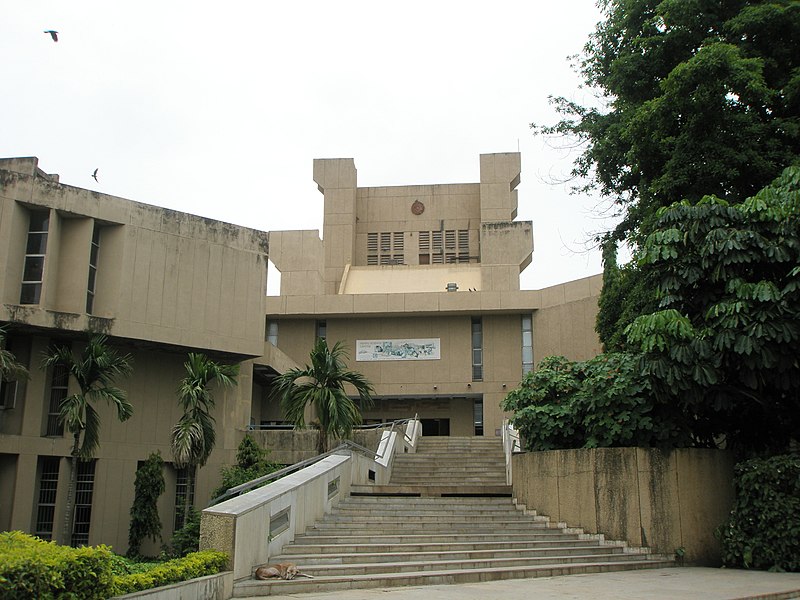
[1,1,612,292]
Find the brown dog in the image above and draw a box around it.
[254,561,314,580]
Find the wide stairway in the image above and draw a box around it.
[234,437,672,597]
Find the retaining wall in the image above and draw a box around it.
[512,447,735,565]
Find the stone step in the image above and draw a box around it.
[292,531,580,545]
[280,544,628,564]
[232,444,674,597]
[330,507,519,516]
[350,484,512,496]
[269,551,653,578]
[321,511,531,527]
[233,560,675,597]
[336,496,512,506]
[282,538,602,555]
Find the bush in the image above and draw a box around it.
[128,451,165,557]
[166,507,201,558]
[717,454,800,572]
[111,550,228,595]
[501,354,690,451]
[210,434,282,501]
[0,531,115,599]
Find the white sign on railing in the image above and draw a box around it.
[356,339,441,361]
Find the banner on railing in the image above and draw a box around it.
[356,338,441,361]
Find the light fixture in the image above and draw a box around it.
[467,383,471,387]
[502,383,507,388]
[433,385,437,390]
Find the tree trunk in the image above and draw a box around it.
[62,432,81,546]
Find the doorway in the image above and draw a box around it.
[421,418,450,436]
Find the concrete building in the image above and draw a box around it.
[263,153,602,438]
[0,153,601,554]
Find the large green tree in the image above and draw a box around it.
[170,353,238,525]
[503,169,799,454]
[625,166,800,453]
[271,338,374,454]
[41,335,133,546]
[536,0,800,345]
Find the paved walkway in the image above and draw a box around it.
[264,568,800,600]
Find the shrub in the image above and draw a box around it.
[717,454,800,572]
[501,354,690,451]
[128,451,166,557]
[166,506,201,558]
[0,531,114,599]
[111,550,228,595]
[210,435,282,502]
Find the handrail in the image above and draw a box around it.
[209,416,419,506]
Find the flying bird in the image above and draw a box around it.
[92,168,99,182]
[44,30,58,42]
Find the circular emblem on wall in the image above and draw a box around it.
[411,200,425,215]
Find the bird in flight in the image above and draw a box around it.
[92,168,99,182]
[44,30,58,42]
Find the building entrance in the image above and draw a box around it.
[420,418,450,436]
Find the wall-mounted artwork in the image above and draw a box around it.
[356,338,440,361]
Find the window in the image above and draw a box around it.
[473,398,484,436]
[86,225,100,314]
[174,466,195,530]
[316,320,327,341]
[34,457,60,540]
[71,460,96,546]
[522,314,534,375]
[0,379,18,410]
[266,320,278,345]
[471,317,483,381]
[20,211,50,304]
[45,360,69,437]
[419,229,471,264]
[367,232,404,265]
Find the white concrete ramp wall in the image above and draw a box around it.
[201,452,369,580]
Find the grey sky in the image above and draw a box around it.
[1,1,612,291]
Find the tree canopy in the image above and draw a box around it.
[625,166,800,452]
[504,168,800,454]
[540,0,800,240]
[536,0,800,348]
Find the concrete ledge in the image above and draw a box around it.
[111,571,233,600]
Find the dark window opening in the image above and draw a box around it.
[34,456,60,540]
[71,460,96,546]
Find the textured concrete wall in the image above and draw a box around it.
[512,447,735,565]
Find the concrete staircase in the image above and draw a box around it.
[233,437,673,597]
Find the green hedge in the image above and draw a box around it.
[112,550,228,596]
[0,532,228,598]
[717,454,800,571]
[0,531,115,599]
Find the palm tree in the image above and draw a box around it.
[41,334,133,546]
[0,325,29,388]
[271,338,374,454]
[170,353,238,525]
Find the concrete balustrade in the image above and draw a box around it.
[200,419,421,581]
